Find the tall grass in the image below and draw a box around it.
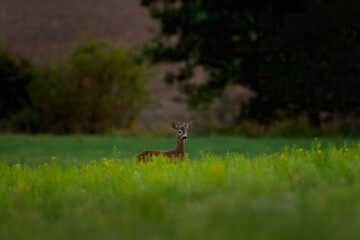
[0,136,359,240]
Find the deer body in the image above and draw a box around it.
[136,122,190,162]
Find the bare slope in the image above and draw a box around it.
[0,0,156,61]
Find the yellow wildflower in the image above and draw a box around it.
[209,162,225,184]
[13,163,21,170]
[102,158,113,168]
[296,148,304,154]
[16,180,29,193]
[146,172,165,183]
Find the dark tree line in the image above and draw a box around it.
[141,0,360,126]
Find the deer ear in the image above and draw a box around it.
[171,121,177,129]
[186,121,192,129]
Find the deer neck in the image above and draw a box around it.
[175,138,184,153]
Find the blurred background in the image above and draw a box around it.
[0,0,359,136]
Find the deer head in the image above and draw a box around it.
[172,121,191,141]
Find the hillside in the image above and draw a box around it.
[0,0,155,61]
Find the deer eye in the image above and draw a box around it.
[178,130,182,134]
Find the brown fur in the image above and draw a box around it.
[136,121,190,162]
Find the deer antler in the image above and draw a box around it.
[173,121,191,129]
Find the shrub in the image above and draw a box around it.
[0,50,36,117]
[0,49,40,132]
[30,40,149,133]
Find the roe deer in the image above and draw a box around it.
[136,121,191,162]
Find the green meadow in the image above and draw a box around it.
[0,135,360,240]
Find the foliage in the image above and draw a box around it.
[0,137,360,239]
[30,40,149,133]
[141,0,360,125]
[0,49,38,130]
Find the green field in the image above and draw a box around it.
[0,135,360,240]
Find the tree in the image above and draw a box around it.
[0,49,36,119]
[141,0,360,126]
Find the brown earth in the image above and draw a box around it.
[0,0,156,62]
